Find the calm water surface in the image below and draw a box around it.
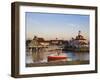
[26,50,89,64]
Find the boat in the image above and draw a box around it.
[48,56,67,62]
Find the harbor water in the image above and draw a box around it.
[26,50,89,64]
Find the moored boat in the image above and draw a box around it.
[48,56,67,62]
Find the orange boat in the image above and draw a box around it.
[48,56,67,62]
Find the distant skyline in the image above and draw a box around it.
[25,12,89,40]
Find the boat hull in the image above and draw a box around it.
[48,56,67,62]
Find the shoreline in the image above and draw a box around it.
[26,60,89,67]
[63,48,89,52]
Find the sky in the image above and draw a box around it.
[25,12,89,40]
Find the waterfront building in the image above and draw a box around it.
[70,31,89,48]
[28,36,47,62]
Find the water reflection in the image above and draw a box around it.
[26,49,89,64]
